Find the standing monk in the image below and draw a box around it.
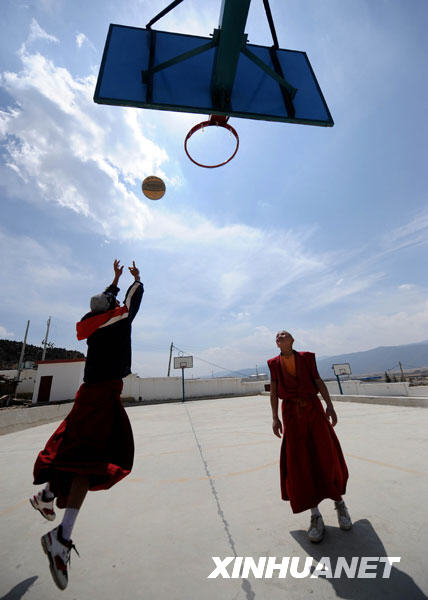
[30,260,143,589]
[267,330,351,543]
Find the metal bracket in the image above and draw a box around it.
[268,46,295,118]
[142,31,219,103]
[142,0,297,116]
[241,45,297,99]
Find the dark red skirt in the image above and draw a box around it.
[33,380,134,508]
[280,395,348,513]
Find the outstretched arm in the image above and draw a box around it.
[124,261,143,321]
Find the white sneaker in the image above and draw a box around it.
[308,514,325,543]
[30,490,56,521]
[335,501,352,530]
[41,525,79,590]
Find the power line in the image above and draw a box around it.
[386,362,424,372]
[172,344,251,378]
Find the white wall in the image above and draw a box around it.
[122,374,267,402]
[0,402,74,435]
[325,380,428,398]
[32,360,85,403]
[0,368,37,394]
[407,385,428,397]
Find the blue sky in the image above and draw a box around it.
[0,0,427,377]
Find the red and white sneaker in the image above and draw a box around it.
[30,490,56,521]
[41,525,79,590]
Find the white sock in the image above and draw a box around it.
[310,506,321,517]
[43,483,54,501]
[61,508,79,540]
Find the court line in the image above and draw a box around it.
[4,455,425,519]
[346,453,428,477]
[0,499,28,518]
[128,460,278,484]
[138,438,273,458]
[128,454,428,485]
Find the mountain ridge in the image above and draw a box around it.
[205,340,428,379]
[0,339,84,370]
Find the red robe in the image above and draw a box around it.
[267,351,348,513]
[33,380,134,508]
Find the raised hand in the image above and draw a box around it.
[128,261,140,281]
[112,259,124,286]
[114,259,124,277]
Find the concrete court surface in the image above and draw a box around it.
[0,395,427,600]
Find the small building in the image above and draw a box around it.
[32,359,85,404]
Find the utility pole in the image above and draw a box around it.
[167,341,173,376]
[15,320,30,390]
[399,361,405,382]
[41,316,51,361]
[255,364,259,376]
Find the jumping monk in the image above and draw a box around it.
[30,259,143,589]
[267,330,351,543]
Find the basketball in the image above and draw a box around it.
[142,175,166,200]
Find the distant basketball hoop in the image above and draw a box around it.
[184,115,239,168]
[173,356,193,369]
[174,355,193,402]
[332,363,351,376]
[332,363,351,396]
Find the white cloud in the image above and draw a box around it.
[297,269,385,311]
[25,18,59,48]
[381,210,428,253]
[75,33,88,49]
[0,325,15,339]
[76,33,85,48]
[0,44,169,233]
[294,299,428,357]
[0,228,93,323]
[75,31,97,52]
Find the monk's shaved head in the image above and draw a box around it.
[276,330,293,341]
[275,330,294,352]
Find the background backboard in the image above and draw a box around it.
[332,363,352,376]
[174,356,193,369]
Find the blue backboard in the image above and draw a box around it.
[94,24,333,127]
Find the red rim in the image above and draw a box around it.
[184,115,239,168]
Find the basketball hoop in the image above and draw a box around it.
[184,114,239,168]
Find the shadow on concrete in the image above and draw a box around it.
[290,519,427,599]
[0,576,38,600]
